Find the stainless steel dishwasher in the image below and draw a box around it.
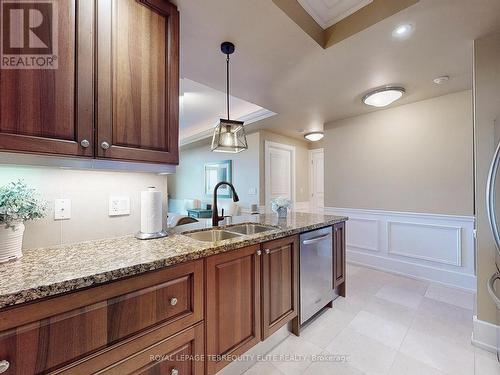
[300,226,334,324]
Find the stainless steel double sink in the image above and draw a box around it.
[183,223,277,242]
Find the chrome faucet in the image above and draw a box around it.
[212,181,239,227]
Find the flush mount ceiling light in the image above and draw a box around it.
[304,132,324,142]
[433,75,450,85]
[211,42,248,153]
[362,86,405,108]
[392,24,413,39]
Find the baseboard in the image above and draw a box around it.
[472,315,500,353]
[325,207,476,291]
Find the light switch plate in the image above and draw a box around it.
[54,199,71,220]
[109,196,130,216]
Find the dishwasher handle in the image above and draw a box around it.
[302,233,331,245]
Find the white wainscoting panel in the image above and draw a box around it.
[387,221,462,266]
[324,207,476,291]
[348,218,380,252]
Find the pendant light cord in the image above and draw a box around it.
[226,54,230,120]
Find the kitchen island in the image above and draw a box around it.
[0,212,347,375]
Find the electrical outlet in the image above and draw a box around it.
[109,196,130,216]
[248,187,257,195]
[54,199,71,220]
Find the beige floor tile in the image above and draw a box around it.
[324,327,398,375]
[410,310,473,350]
[388,353,446,375]
[333,294,369,315]
[300,307,356,348]
[474,350,500,375]
[347,311,409,349]
[375,285,423,309]
[399,328,475,375]
[362,295,417,327]
[303,360,367,375]
[417,297,473,324]
[425,284,475,310]
[267,335,323,375]
[243,362,284,375]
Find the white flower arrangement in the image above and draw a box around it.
[0,180,47,228]
[271,197,292,218]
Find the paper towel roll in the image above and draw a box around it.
[140,187,163,234]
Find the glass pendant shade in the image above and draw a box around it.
[211,119,248,153]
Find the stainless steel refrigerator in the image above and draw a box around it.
[486,131,500,361]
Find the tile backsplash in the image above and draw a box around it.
[0,166,168,249]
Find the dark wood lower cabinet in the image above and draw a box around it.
[0,227,346,375]
[333,222,346,296]
[261,235,299,339]
[205,244,262,375]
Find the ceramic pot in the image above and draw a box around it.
[0,222,24,263]
[277,207,288,219]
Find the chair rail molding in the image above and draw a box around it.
[324,207,476,291]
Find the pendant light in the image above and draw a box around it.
[211,42,248,153]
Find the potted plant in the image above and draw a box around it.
[0,180,46,263]
[271,197,292,219]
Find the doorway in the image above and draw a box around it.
[309,148,324,211]
[264,141,296,208]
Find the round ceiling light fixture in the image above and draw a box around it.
[362,86,406,108]
[433,75,450,85]
[304,132,324,142]
[392,24,413,38]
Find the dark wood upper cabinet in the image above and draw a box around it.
[205,244,262,375]
[0,0,179,165]
[261,235,299,339]
[333,221,346,290]
[96,0,179,164]
[0,0,94,157]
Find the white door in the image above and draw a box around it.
[265,141,295,208]
[310,149,324,211]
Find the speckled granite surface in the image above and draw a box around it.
[0,213,347,309]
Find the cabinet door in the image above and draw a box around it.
[0,0,94,157]
[261,235,299,339]
[96,0,179,164]
[206,245,261,375]
[333,222,346,291]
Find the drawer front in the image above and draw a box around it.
[99,323,204,375]
[0,261,203,374]
[56,323,204,375]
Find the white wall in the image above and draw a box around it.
[324,90,474,216]
[0,166,168,249]
[168,132,260,210]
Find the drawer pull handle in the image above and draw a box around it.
[0,360,10,373]
[101,141,111,150]
[256,250,262,256]
[171,369,179,375]
[170,297,178,306]
[265,249,270,255]
[80,139,90,148]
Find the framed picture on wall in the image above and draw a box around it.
[205,160,233,198]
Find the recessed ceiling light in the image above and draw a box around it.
[433,75,450,84]
[362,87,405,107]
[392,24,413,38]
[304,132,324,142]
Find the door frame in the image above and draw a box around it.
[309,148,324,211]
[264,141,296,208]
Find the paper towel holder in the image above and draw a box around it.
[135,230,168,240]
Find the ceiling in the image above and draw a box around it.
[179,78,274,143]
[297,0,373,29]
[175,0,500,140]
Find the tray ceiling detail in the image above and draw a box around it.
[297,0,373,29]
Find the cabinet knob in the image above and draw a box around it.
[170,297,178,306]
[0,360,10,373]
[171,369,179,375]
[265,249,270,255]
[80,139,90,148]
[256,250,262,256]
[101,141,111,150]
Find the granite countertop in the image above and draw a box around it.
[0,212,347,310]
